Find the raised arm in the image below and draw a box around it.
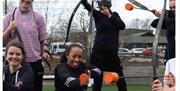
[109,12,126,30]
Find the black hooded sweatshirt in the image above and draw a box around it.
[3,63,34,91]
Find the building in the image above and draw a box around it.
[119,29,167,49]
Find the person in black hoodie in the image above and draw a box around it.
[81,0,127,91]
[3,40,34,91]
[54,44,101,91]
[151,0,175,63]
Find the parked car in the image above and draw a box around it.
[3,47,6,61]
[3,47,6,55]
[49,42,83,54]
[143,48,152,56]
[118,48,131,60]
[118,48,130,57]
[118,48,130,53]
[130,48,145,56]
[143,47,165,56]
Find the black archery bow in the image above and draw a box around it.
[64,1,82,46]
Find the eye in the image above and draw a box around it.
[16,53,21,56]
[78,55,82,59]
[170,6,175,9]
[9,52,14,55]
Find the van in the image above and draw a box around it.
[49,42,83,54]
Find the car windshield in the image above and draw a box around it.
[118,48,129,53]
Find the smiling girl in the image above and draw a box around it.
[3,41,34,91]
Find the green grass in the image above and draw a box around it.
[43,84,151,91]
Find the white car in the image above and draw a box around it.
[3,47,6,61]
[3,47,6,56]
[49,42,83,54]
[130,48,145,54]
[118,48,130,53]
[118,48,130,57]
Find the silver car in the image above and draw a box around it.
[130,48,145,56]
[118,48,130,57]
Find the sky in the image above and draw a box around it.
[2,0,168,29]
[111,0,165,23]
[66,0,167,28]
[71,0,166,24]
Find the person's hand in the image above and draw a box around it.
[164,72,175,88]
[154,10,162,17]
[7,20,17,31]
[79,73,89,85]
[42,45,52,71]
[42,51,49,60]
[163,84,175,91]
[101,6,111,18]
[152,79,163,91]
[42,41,51,61]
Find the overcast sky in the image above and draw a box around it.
[67,0,167,26]
[17,0,166,22]
[3,0,169,29]
[111,0,166,23]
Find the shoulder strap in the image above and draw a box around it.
[12,7,17,21]
[11,7,23,42]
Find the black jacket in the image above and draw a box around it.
[3,63,34,91]
[54,62,101,91]
[81,0,125,51]
[151,10,175,38]
[151,10,175,60]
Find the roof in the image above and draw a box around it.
[119,36,167,43]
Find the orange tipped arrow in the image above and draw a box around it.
[79,73,89,85]
[125,3,134,11]
[103,72,119,84]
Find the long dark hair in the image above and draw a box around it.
[59,43,84,63]
[5,40,26,65]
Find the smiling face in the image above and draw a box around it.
[20,0,33,11]
[66,47,84,69]
[6,46,23,67]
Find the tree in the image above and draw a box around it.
[3,0,16,15]
[79,11,92,57]
[128,16,154,30]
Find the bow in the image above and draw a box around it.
[151,0,167,80]
[64,1,82,46]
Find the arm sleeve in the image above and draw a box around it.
[109,12,126,30]
[164,58,176,76]
[35,14,48,55]
[165,61,170,75]
[3,13,13,43]
[56,66,82,88]
[3,81,20,91]
[151,18,167,29]
[86,64,102,78]
[36,14,48,44]
[3,13,12,32]
[81,0,99,19]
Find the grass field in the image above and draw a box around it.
[43,84,151,91]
